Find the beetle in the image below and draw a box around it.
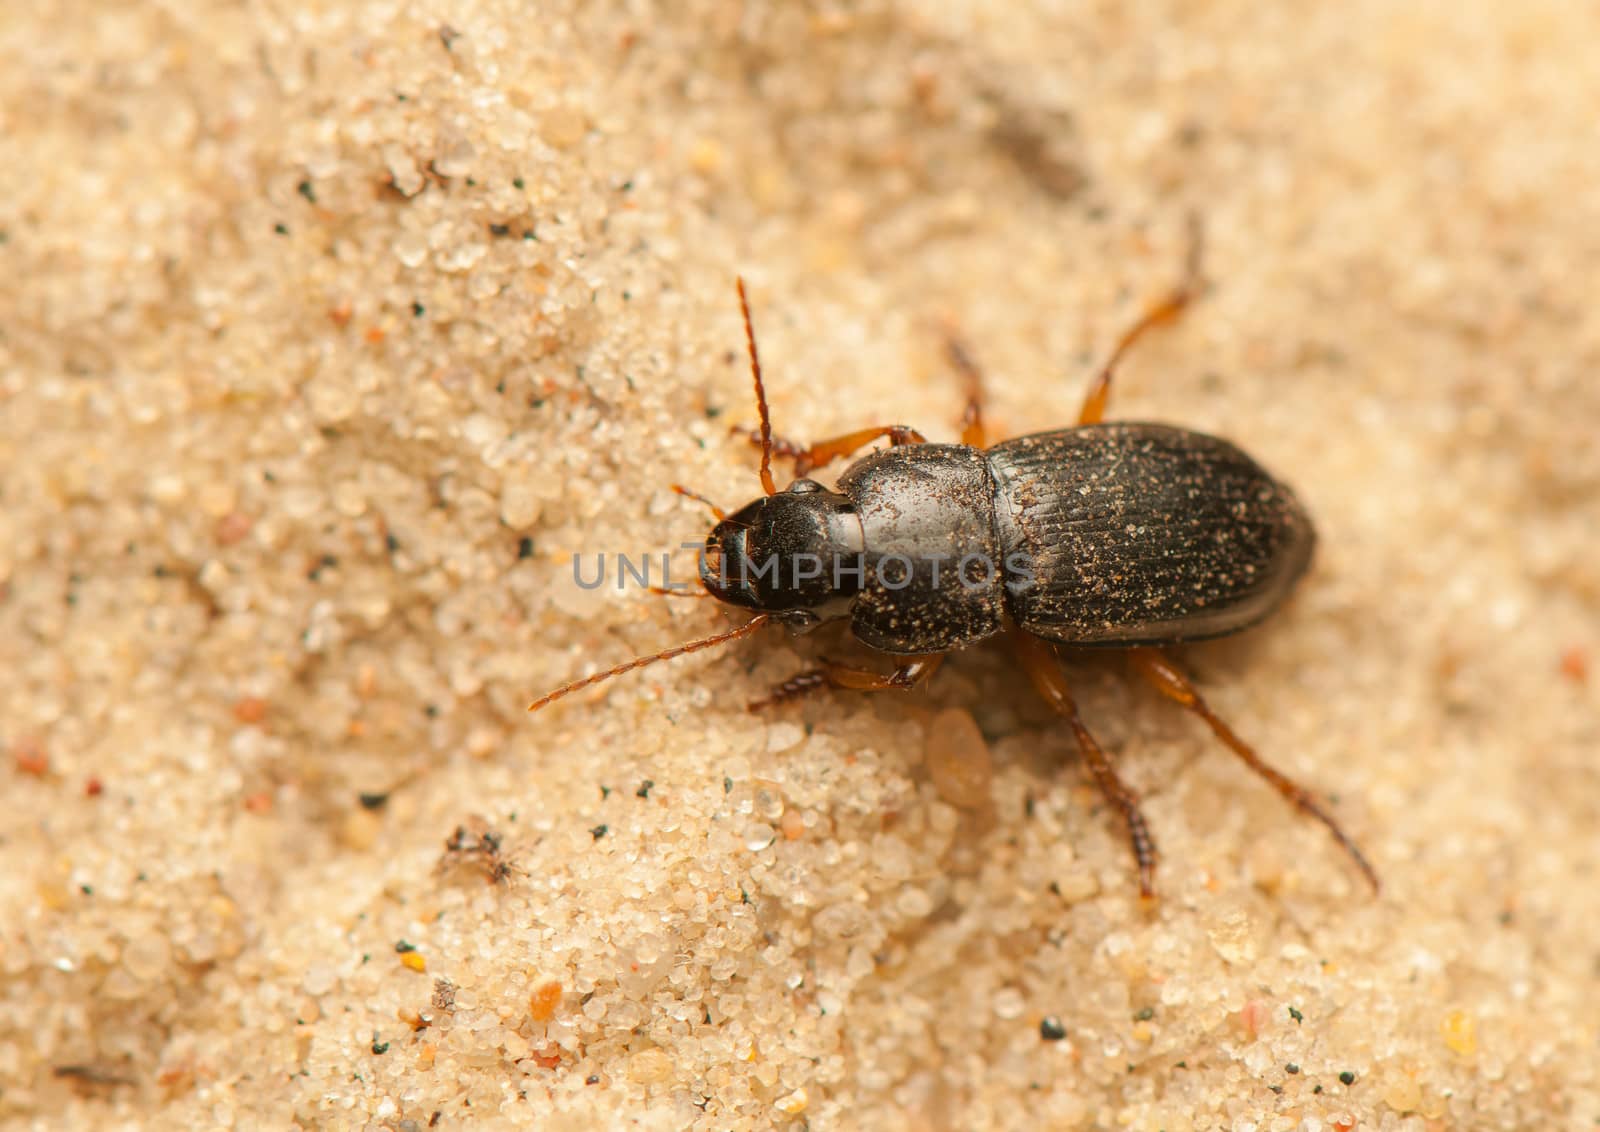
[530,226,1377,897]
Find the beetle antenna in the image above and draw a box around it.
[670,483,727,520]
[736,277,778,496]
[528,615,771,713]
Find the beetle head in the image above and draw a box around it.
[700,478,863,629]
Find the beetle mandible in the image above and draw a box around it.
[530,224,1377,897]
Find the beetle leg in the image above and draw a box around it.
[1011,632,1159,898]
[1077,213,1205,426]
[1127,648,1380,893]
[732,424,808,464]
[749,654,945,710]
[943,333,990,448]
[734,424,927,477]
[794,426,928,476]
[741,425,928,478]
[748,669,829,708]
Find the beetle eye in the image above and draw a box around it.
[787,478,824,494]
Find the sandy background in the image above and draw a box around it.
[3,1,1598,1128]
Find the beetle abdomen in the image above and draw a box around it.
[988,423,1315,645]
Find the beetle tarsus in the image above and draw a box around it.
[732,423,807,463]
[1128,648,1380,893]
[748,669,829,710]
[1011,632,1161,897]
[1076,215,1206,426]
[942,331,991,448]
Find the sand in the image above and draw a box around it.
[3,1,1597,1128]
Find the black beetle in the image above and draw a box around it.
[531,230,1377,897]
